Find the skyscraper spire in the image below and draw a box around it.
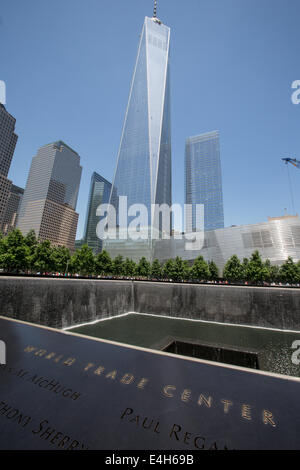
[108,15,171,259]
[152,0,161,24]
[153,0,157,18]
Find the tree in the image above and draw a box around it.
[23,229,38,271]
[0,229,29,273]
[151,259,162,279]
[223,255,244,282]
[208,260,219,281]
[70,245,94,276]
[112,255,125,276]
[24,229,38,249]
[94,250,112,276]
[279,257,300,284]
[242,258,249,278]
[263,259,272,283]
[51,245,71,273]
[263,259,282,283]
[173,256,190,281]
[268,263,280,284]
[162,259,175,280]
[31,240,53,274]
[244,251,269,283]
[0,232,5,259]
[191,256,210,281]
[123,258,137,277]
[136,257,151,277]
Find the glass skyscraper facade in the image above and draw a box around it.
[185,131,224,232]
[110,16,171,231]
[83,172,111,254]
[2,184,24,235]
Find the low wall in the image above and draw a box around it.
[0,277,133,329]
[134,281,300,330]
[0,277,299,330]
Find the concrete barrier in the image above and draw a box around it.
[0,276,299,330]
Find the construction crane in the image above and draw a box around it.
[282,157,300,215]
[282,157,300,169]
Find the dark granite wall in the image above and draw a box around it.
[0,277,299,330]
[134,282,300,330]
[0,277,133,328]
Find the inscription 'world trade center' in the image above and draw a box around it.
[110,13,171,230]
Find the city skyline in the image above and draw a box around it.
[1,0,300,239]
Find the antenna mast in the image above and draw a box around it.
[152,0,162,24]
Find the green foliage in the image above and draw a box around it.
[208,260,219,280]
[51,246,71,273]
[1,230,300,286]
[262,259,272,283]
[0,229,29,273]
[244,251,269,283]
[112,255,125,276]
[136,257,151,277]
[94,250,112,275]
[223,255,244,282]
[162,259,175,279]
[264,259,282,283]
[70,245,94,276]
[24,229,37,249]
[0,233,4,259]
[268,264,280,283]
[151,259,162,279]
[23,230,38,271]
[242,258,249,277]
[172,256,190,281]
[190,256,210,281]
[123,258,137,277]
[279,257,300,284]
[31,240,53,273]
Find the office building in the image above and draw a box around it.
[0,104,18,178]
[0,175,12,231]
[185,131,224,232]
[75,239,85,250]
[0,104,18,230]
[17,141,82,251]
[2,184,24,235]
[109,13,171,235]
[83,172,112,254]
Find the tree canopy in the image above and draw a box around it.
[0,229,299,285]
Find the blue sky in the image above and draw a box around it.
[1,0,300,238]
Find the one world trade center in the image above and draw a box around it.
[108,4,172,255]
